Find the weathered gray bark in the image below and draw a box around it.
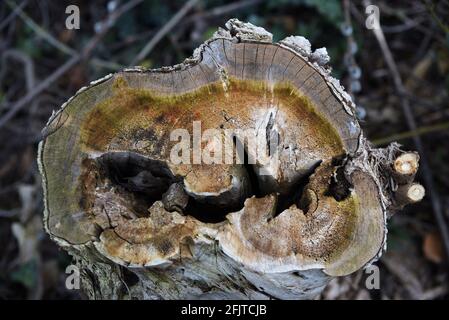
[38,19,423,299]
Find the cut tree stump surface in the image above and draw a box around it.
[38,19,423,299]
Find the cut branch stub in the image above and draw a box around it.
[38,19,423,299]
[392,152,419,184]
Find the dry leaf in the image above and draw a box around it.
[423,232,444,264]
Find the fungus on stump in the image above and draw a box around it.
[38,20,423,299]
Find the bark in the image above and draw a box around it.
[38,19,423,300]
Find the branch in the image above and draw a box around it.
[131,0,199,65]
[0,0,144,131]
[5,0,123,71]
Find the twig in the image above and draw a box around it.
[131,0,199,65]
[382,255,423,299]
[108,30,154,52]
[186,0,262,21]
[0,49,36,92]
[0,0,144,130]
[342,0,362,99]
[0,209,18,218]
[373,121,449,146]
[364,0,449,263]
[0,49,39,122]
[350,2,445,45]
[381,17,425,33]
[0,0,28,30]
[0,54,79,130]
[5,0,72,55]
[5,0,123,71]
[421,284,448,300]
[423,0,449,35]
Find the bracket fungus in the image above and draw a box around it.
[38,19,424,299]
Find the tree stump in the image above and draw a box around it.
[38,19,423,300]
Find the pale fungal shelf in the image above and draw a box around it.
[38,19,423,299]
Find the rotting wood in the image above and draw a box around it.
[38,19,424,300]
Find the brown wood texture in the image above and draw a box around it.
[38,19,422,299]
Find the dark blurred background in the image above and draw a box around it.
[0,0,448,300]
